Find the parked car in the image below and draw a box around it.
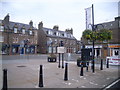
[76,51,81,54]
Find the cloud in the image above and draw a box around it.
[2,0,119,3]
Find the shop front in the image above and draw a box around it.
[12,44,20,54]
[85,45,102,58]
[108,44,120,57]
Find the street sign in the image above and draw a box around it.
[57,47,65,53]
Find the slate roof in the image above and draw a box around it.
[43,27,76,40]
[0,19,76,40]
[0,20,37,30]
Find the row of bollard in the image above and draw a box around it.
[80,59,109,76]
[2,59,109,89]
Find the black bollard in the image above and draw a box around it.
[100,59,103,70]
[106,59,109,68]
[86,66,88,72]
[64,63,68,81]
[3,69,8,90]
[39,65,43,87]
[62,53,64,68]
[58,53,61,68]
[86,62,89,72]
[92,60,95,73]
[80,64,84,76]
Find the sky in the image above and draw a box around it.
[0,0,119,40]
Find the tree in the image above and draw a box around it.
[82,29,112,42]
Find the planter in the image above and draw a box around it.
[48,54,56,62]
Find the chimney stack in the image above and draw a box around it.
[65,28,73,35]
[38,21,43,30]
[3,14,10,26]
[53,25,59,30]
[29,20,33,26]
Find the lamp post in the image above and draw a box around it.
[91,4,96,73]
[91,4,105,73]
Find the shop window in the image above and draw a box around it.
[48,46,52,53]
[0,36,4,42]
[12,48,16,53]
[53,47,56,53]
[12,47,19,54]
[31,48,35,53]
[114,50,119,55]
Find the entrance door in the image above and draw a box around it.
[96,49,100,57]
[20,48,24,54]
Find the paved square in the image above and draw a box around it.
[2,57,119,88]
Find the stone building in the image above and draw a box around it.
[0,14,77,55]
[37,22,77,54]
[82,16,120,59]
[76,40,81,53]
[0,14,37,55]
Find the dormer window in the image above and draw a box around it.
[62,33,64,37]
[46,31,48,34]
[67,34,70,38]
[56,32,60,36]
[14,28,17,33]
[48,30,53,35]
[0,25,4,31]
[64,33,67,37]
[22,29,25,34]
[54,32,56,35]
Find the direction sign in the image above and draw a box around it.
[57,47,65,53]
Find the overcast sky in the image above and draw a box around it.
[0,0,119,40]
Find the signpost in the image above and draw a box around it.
[57,47,65,53]
[57,40,65,68]
[57,47,65,68]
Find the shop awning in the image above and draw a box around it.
[12,45,20,47]
[108,45,120,48]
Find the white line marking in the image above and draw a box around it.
[106,78,110,80]
[103,78,120,90]
[68,83,72,85]
[81,86,86,88]
[90,82,94,84]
